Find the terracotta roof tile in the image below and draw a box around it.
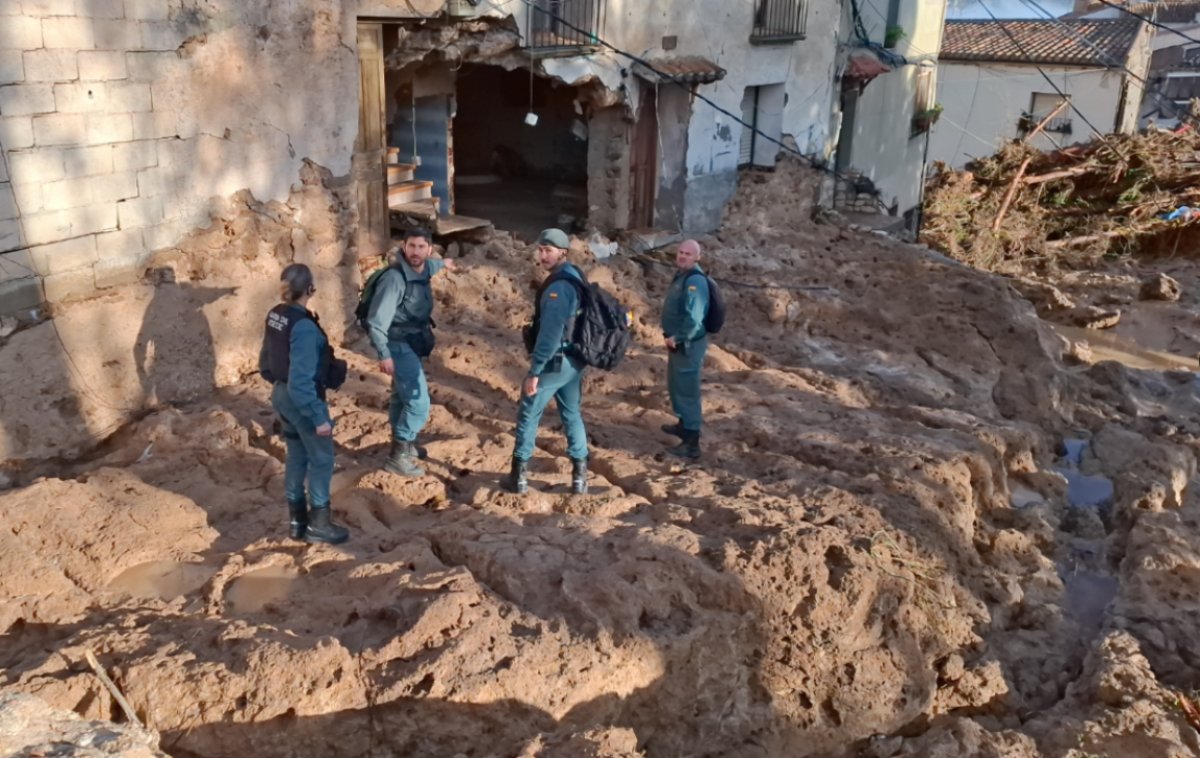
[940,18,1144,66]
[635,56,726,85]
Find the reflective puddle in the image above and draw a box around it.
[107,561,216,600]
[225,565,299,613]
[1057,438,1114,510]
[1061,568,1118,641]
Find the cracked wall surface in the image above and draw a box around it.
[0,0,359,316]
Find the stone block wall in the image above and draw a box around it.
[0,0,359,318]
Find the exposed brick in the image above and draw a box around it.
[43,268,96,303]
[139,21,181,51]
[0,84,55,115]
[78,50,126,81]
[41,176,92,211]
[107,81,150,111]
[9,147,65,183]
[22,203,116,245]
[95,226,144,260]
[11,181,42,214]
[23,49,77,82]
[79,0,126,19]
[0,16,43,49]
[126,50,178,80]
[53,81,107,113]
[86,112,132,144]
[0,249,36,283]
[0,276,44,314]
[0,50,22,84]
[62,144,111,177]
[111,139,157,171]
[93,19,140,50]
[0,183,15,220]
[42,18,96,50]
[27,234,97,275]
[88,170,137,202]
[125,0,169,20]
[135,165,179,197]
[0,216,20,251]
[93,255,144,288]
[33,112,85,146]
[143,218,185,250]
[117,195,161,228]
[21,0,79,17]
[131,110,177,140]
[0,116,35,149]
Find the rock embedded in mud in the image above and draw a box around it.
[0,693,168,757]
[1071,306,1121,330]
[1139,273,1182,302]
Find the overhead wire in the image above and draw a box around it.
[1090,0,1200,46]
[976,0,1110,138]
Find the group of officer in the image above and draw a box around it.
[259,228,712,544]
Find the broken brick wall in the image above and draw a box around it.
[0,0,360,317]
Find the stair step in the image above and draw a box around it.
[390,197,440,220]
[387,164,416,184]
[388,180,433,207]
[386,147,401,165]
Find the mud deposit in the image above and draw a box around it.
[4,162,1200,757]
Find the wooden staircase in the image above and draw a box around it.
[385,146,491,237]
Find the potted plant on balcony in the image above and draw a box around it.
[912,104,943,132]
[884,25,906,49]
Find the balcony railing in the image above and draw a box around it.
[751,0,808,43]
[1020,112,1073,135]
[527,0,605,51]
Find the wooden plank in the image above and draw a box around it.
[992,157,1032,232]
[355,22,388,260]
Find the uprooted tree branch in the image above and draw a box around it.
[921,123,1200,273]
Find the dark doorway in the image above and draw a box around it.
[629,86,658,230]
[453,63,589,242]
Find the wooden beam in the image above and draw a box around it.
[993,157,1033,232]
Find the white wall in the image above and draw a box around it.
[929,62,1122,168]
[605,0,842,231]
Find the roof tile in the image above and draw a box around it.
[940,18,1144,66]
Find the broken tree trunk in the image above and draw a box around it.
[993,158,1033,232]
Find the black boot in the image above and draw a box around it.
[287,499,308,541]
[305,506,349,545]
[660,421,684,438]
[571,458,588,495]
[504,458,529,494]
[667,430,701,460]
[384,441,425,477]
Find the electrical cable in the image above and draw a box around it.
[1090,0,1200,46]
[976,0,1109,138]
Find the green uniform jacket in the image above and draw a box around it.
[529,263,583,377]
[365,257,446,359]
[661,265,710,345]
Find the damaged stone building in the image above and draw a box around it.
[1,0,848,322]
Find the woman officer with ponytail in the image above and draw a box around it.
[259,263,349,544]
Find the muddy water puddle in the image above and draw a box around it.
[107,561,217,600]
[1053,324,1195,372]
[1056,438,1114,510]
[225,565,299,613]
[1061,568,1118,641]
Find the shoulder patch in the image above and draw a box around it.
[549,292,559,299]
[687,285,698,291]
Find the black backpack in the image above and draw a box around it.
[687,271,726,335]
[524,267,632,371]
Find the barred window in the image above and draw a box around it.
[751,0,807,43]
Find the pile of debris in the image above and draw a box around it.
[922,128,1200,272]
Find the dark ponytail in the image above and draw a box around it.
[280,263,314,303]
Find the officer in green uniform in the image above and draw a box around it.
[259,263,349,544]
[660,239,710,459]
[505,229,590,495]
[366,229,461,476]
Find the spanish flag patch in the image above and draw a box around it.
[687,285,697,292]
[549,292,559,299]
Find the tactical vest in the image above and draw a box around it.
[262,304,327,385]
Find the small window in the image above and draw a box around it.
[751,0,808,43]
[1024,92,1072,135]
[527,0,604,50]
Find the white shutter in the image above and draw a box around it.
[739,87,757,166]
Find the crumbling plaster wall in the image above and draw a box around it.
[605,0,842,233]
[0,0,360,319]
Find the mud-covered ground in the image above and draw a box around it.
[3,161,1200,757]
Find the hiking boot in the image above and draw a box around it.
[305,506,349,545]
[384,441,425,477]
[660,422,684,438]
[667,430,701,460]
[287,499,308,541]
[571,458,588,495]
[504,458,529,494]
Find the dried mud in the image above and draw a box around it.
[4,160,1200,757]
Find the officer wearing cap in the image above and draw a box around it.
[259,263,349,544]
[505,228,590,495]
[660,239,710,459]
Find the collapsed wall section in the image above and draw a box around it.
[0,0,359,318]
